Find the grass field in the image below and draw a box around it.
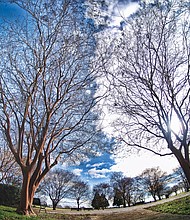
[148,195,190,215]
[0,206,36,220]
[0,206,84,220]
[0,195,190,220]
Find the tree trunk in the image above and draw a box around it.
[77,198,80,211]
[172,147,190,185]
[28,184,36,214]
[123,196,126,208]
[127,202,131,207]
[152,194,157,202]
[16,171,36,216]
[52,200,57,210]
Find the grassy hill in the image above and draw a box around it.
[148,195,190,215]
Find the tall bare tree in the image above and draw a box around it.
[140,167,168,201]
[70,180,90,210]
[0,141,22,186]
[0,0,103,215]
[38,169,76,210]
[110,172,134,207]
[98,1,190,184]
[0,144,17,184]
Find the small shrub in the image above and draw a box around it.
[0,184,20,207]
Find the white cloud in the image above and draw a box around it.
[110,1,139,26]
[110,152,179,177]
[86,164,91,168]
[88,168,111,179]
[91,162,105,167]
[72,168,83,176]
[86,162,106,168]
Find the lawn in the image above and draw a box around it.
[0,206,87,220]
[148,195,190,215]
[0,206,67,220]
[0,206,37,220]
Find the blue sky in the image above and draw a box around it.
[69,153,116,185]
[0,2,23,20]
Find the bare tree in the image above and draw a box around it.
[0,144,22,186]
[130,176,145,205]
[0,0,103,215]
[93,183,112,200]
[113,188,123,207]
[110,172,134,207]
[172,167,190,192]
[0,145,15,183]
[38,169,76,210]
[70,180,90,210]
[99,1,190,184]
[140,167,168,201]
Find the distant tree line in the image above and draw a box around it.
[91,166,189,209]
[31,166,190,210]
[0,165,189,210]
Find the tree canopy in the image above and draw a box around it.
[0,0,106,215]
[96,0,190,184]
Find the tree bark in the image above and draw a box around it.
[171,147,190,186]
[16,171,36,215]
[127,197,131,207]
[152,194,157,202]
[123,196,126,208]
[52,200,57,210]
[77,198,80,211]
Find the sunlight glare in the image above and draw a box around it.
[111,2,139,26]
[170,113,182,134]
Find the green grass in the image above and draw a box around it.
[0,206,35,220]
[0,206,83,220]
[149,195,190,215]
